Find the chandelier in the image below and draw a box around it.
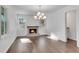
[34,6,46,20]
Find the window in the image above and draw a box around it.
[17,14,26,28]
[0,6,7,35]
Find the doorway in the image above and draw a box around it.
[65,10,77,46]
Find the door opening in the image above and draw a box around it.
[65,10,77,46]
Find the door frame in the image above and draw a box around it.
[65,10,77,43]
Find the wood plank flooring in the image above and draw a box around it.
[7,35,79,53]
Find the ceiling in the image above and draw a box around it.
[12,5,67,15]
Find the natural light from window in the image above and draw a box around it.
[20,38,32,43]
[47,33,59,41]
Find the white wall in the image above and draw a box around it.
[0,6,1,40]
[76,10,79,47]
[46,10,66,42]
[0,21,1,39]
[0,6,17,52]
[46,6,79,42]
[15,10,48,36]
[7,6,17,35]
[0,13,1,39]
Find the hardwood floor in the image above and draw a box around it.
[7,35,79,53]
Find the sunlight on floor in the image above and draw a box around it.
[47,33,59,41]
[20,38,32,43]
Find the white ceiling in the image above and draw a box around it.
[12,5,67,15]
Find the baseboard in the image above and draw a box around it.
[59,38,67,42]
[67,37,77,41]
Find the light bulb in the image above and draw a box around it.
[41,13,45,16]
[39,15,42,18]
[43,16,46,19]
[38,16,40,19]
[34,16,37,19]
[37,12,41,16]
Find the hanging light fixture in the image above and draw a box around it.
[34,5,46,20]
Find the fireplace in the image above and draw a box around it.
[29,29,37,34]
[27,26,39,35]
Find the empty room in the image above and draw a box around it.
[0,5,79,53]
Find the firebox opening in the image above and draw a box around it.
[29,29,37,34]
